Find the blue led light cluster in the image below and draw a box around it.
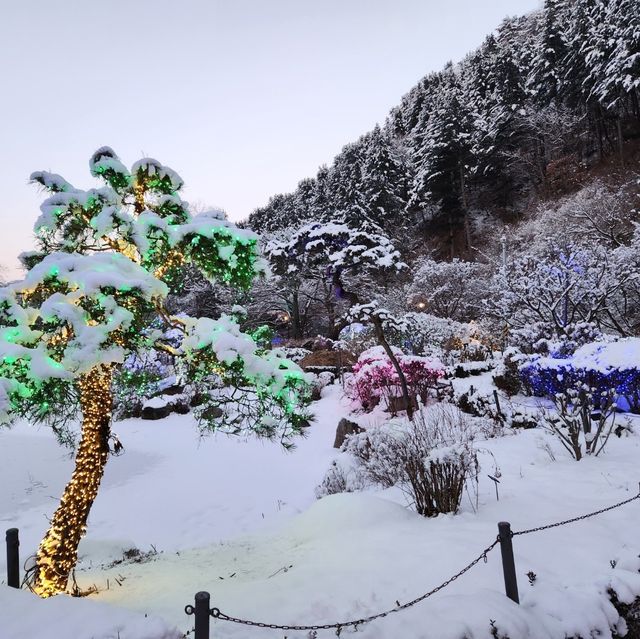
[521,360,640,414]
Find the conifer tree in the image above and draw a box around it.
[328,141,368,226]
[359,125,408,234]
[0,148,310,597]
[529,0,570,103]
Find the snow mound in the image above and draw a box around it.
[288,493,413,539]
[0,586,181,639]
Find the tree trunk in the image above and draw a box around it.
[448,212,455,260]
[594,108,604,163]
[33,364,113,597]
[617,117,625,168]
[290,291,302,339]
[459,164,471,253]
[372,317,414,421]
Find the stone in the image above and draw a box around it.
[333,418,363,449]
[141,394,190,420]
[161,384,185,396]
[141,403,172,420]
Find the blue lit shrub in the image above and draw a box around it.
[520,339,640,414]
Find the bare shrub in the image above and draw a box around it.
[315,461,350,498]
[539,384,617,460]
[315,459,365,498]
[343,404,479,517]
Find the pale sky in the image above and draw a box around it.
[0,0,540,278]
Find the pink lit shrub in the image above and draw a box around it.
[348,346,444,411]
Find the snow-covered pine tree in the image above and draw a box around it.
[603,0,640,112]
[311,164,331,221]
[408,66,474,252]
[248,191,299,233]
[265,222,405,339]
[0,148,310,597]
[327,140,368,227]
[358,125,408,234]
[528,0,570,104]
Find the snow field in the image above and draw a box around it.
[1,384,640,638]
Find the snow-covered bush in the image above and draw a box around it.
[346,346,444,412]
[538,384,618,460]
[455,388,495,418]
[510,321,603,357]
[271,346,311,363]
[451,360,495,378]
[457,343,493,363]
[397,312,467,358]
[342,404,479,516]
[308,370,335,400]
[454,388,505,433]
[521,338,640,414]
[315,460,358,498]
[493,348,527,396]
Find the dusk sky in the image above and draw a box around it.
[0,0,540,278]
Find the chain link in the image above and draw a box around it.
[513,488,640,537]
[208,539,499,633]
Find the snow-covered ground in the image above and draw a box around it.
[2,382,640,638]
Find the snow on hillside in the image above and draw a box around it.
[2,384,640,638]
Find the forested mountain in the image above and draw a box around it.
[247,0,640,255]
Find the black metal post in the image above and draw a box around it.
[6,528,19,589]
[194,591,210,639]
[498,522,519,604]
[493,390,503,419]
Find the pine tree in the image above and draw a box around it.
[359,125,408,233]
[529,0,569,103]
[311,164,331,221]
[327,141,368,227]
[561,0,598,110]
[249,192,298,233]
[266,222,405,338]
[408,66,473,250]
[599,0,640,118]
[0,148,310,597]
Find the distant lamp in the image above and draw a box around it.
[416,301,426,310]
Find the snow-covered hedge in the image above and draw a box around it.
[521,338,640,413]
[346,346,444,412]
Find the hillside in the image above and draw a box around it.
[247,0,640,259]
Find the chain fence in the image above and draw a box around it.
[512,488,640,536]
[201,539,500,635]
[183,486,640,637]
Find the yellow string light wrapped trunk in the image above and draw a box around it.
[33,365,113,597]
